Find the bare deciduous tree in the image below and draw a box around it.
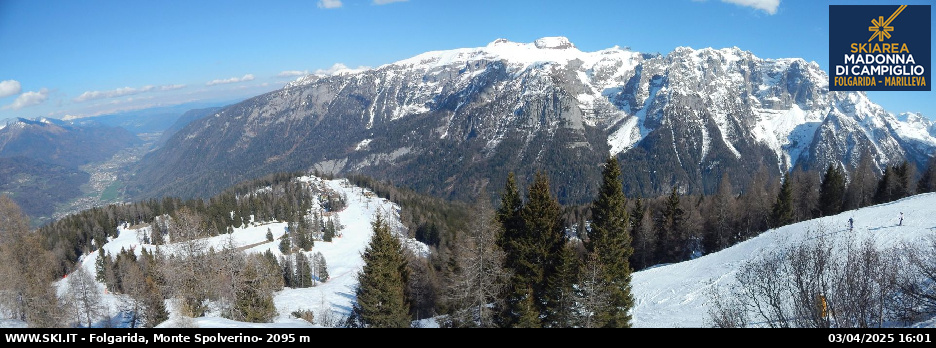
[63,265,105,328]
[439,197,509,328]
[577,251,610,328]
[708,224,911,328]
[0,195,63,327]
[161,207,214,317]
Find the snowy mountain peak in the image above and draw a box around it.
[897,111,929,125]
[136,37,936,202]
[533,36,576,49]
[487,38,512,46]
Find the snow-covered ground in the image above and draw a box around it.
[632,192,936,328]
[47,176,427,328]
[3,176,936,329]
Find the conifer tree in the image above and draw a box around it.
[279,231,291,254]
[705,173,737,253]
[819,164,846,217]
[142,276,169,327]
[656,186,687,263]
[771,175,794,228]
[919,156,936,193]
[294,252,313,288]
[494,172,525,327]
[585,157,634,327]
[894,160,917,199]
[323,218,335,242]
[496,172,524,261]
[629,196,655,271]
[513,286,540,328]
[517,171,566,326]
[95,247,110,283]
[545,241,581,328]
[875,164,896,204]
[232,254,278,323]
[349,213,411,328]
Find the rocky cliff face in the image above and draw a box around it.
[129,37,936,203]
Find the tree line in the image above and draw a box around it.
[0,172,348,327]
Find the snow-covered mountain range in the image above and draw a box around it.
[129,37,936,203]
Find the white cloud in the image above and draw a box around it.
[74,86,153,102]
[73,84,187,102]
[277,70,310,78]
[314,63,370,76]
[0,80,22,98]
[3,88,49,109]
[206,74,255,86]
[318,0,342,9]
[373,0,407,4]
[159,84,187,91]
[721,0,780,15]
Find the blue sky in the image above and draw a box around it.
[0,0,933,122]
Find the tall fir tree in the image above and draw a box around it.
[232,254,278,323]
[656,186,687,263]
[629,196,655,271]
[517,171,567,327]
[843,150,879,210]
[818,164,846,217]
[494,172,525,327]
[919,156,936,193]
[349,213,411,328]
[894,161,916,199]
[771,174,795,228]
[496,172,524,261]
[874,165,894,204]
[585,157,634,327]
[95,247,110,283]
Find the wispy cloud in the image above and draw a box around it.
[3,88,49,109]
[206,74,255,86]
[318,0,342,9]
[373,0,408,4]
[277,70,310,78]
[159,84,187,91]
[73,84,187,102]
[721,0,780,15]
[75,86,153,102]
[0,80,22,98]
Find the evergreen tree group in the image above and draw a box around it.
[489,160,636,327]
[349,214,411,328]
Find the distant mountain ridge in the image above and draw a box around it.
[0,117,142,168]
[127,37,936,203]
[0,117,143,222]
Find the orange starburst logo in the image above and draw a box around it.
[869,5,906,42]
